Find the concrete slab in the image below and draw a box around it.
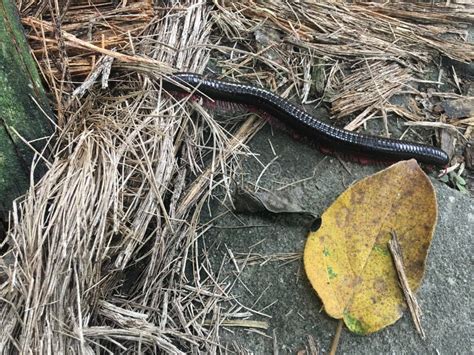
[206,123,473,354]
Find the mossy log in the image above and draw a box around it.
[0,0,53,222]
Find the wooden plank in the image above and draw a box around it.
[0,0,53,220]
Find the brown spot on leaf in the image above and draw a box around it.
[373,278,388,294]
[350,189,365,205]
[335,206,350,228]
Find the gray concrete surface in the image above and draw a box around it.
[205,123,473,354]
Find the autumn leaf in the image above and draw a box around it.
[304,160,437,335]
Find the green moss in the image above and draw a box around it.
[0,0,53,216]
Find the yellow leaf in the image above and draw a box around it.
[304,160,437,334]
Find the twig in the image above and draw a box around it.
[329,319,343,355]
[389,231,426,339]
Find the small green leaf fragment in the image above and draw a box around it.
[457,184,469,194]
[439,175,449,183]
[456,176,466,185]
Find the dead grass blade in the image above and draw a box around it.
[1,0,472,353]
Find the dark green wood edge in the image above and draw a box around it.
[0,0,54,220]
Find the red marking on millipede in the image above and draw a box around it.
[168,92,394,166]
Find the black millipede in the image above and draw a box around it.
[163,73,449,166]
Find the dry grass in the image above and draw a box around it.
[2,1,264,352]
[213,0,473,129]
[0,0,472,353]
